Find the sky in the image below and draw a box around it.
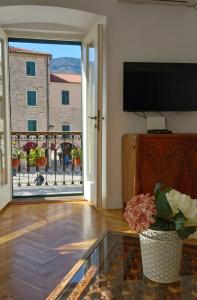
[9,42,81,59]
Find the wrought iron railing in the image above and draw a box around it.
[11,131,83,197]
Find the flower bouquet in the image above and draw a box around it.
[124,183,197,283]
[124,183,197,239]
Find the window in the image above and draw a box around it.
[62,90,69,105]
[27,91,37,106]
[26,61,36,76]
[27,120,37,131]
[62,124,70,132]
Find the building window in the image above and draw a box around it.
[27,120,37,131]
[26,61,36,76]
[62,90,69,105]
[27,91,37,106]
[62,124,70,132]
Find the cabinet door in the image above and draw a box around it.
[137,135,186,194]
[122,134,137,205]
[187,137,197,198]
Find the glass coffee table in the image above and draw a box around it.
[48,232,197,300]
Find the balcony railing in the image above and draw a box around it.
[11,131,83,197]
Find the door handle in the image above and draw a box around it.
[88,116,97,120]
[88,111,104,131]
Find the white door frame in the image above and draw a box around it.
[82,24,104,207]
[0,28,12,210]
[2,19,106,209]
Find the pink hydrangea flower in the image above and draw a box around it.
[124,193,156,233]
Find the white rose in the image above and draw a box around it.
[166,190,192,215]
[184,218,197,227]
[166,189,197,226]
[184,200,197,219]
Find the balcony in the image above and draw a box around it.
[11,131,83,197]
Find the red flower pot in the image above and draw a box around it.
[74,157,81,166]
[12,158,20,169]
[36,157,47,168]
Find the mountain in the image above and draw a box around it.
[50,57,81,74]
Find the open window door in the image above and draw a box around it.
[0,29,11,210]
[82,24,103,207]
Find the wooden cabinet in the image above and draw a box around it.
[122,134,197,206]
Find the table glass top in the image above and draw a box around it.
[57,232,197,300]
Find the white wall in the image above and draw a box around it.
[106,3,197,208]
[2,1,197,208]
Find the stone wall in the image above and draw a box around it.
[49,82,81,131]
[9,52,81,133]
[9,52,49,131]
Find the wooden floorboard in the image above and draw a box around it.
[0,200,129,300]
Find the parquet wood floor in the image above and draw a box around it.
[0,200,129,300]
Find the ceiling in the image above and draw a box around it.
[0,5,102,40]
[119,0,197,8]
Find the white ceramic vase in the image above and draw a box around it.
[139,229,183,283]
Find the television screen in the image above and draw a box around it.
[123,62,197,111]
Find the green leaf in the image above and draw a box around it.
[163,187,172,193]
[155,189,173,220]
[154,183,164,197]
[177,226,197,240]
[174,211,186,231]
[150,217,175,231]
[154,183,172,197]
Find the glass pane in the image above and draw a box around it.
[57,232,197,300]
[87,43,96,181]
[0,39,7,186]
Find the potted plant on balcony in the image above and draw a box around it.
[12,146,26,169]
[28,147,47,168]
[71,147,82,166]
[23,141,37,152]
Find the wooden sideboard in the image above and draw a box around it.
[122,133,197,206]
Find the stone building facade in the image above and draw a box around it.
[9,47,82,132]
[9,47,51,131]
[49,73,81,131]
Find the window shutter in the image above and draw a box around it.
[26,61,36,76]
[62,91,69,105]
[62,125,70,131]
[27,91,36,106]
[28,120,37,131]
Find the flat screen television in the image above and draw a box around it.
[123,62,197,111]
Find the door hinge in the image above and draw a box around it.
[97,110,104,132]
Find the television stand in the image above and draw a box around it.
[122,133,197,206]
